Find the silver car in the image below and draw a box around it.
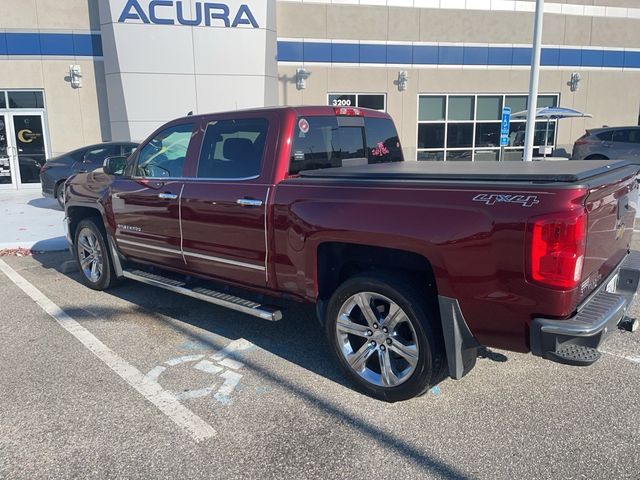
[572,126,640,160]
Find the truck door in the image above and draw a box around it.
[110,122,196,270]
[179,114,276,288]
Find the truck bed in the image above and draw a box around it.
[300,160,637,183]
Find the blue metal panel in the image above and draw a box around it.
[438,46,464,65]
[581,49,603,68]
[303,41,331,63]
[331,43,359,63]
[463,46,489,65]
[0,33,6,55]
[512,47,532,65]
[541,47,560,66]
[624,51,640,69]
[386,44,412,64]
[359,44,386,64]
[40,33,75,55]
[6,33,41,55]
[602,50,625,68]
[413,45,438,65]
[277,41,303,62]
[487,47,513,66]
[558,48,582,67]
[73,34,103,57]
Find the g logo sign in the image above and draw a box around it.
[18,129,35,143]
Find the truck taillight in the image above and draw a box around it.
[334,107,363,116]
[528,210,587,290]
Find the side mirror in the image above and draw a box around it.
[103,155,128,176]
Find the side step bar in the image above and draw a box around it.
[122,269,283,322]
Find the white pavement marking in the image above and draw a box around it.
[0,259,217,442]
[214,370,244,406]
[600,349,640,365]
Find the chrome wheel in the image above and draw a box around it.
[335,292,419,387]
[77,228,104,283]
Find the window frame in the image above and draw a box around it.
[416,93,560,161]
[327,93,387,112]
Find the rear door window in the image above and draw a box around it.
[289,115,402,174]
[197,117,268,179]
[364,117,403,163]
[612,129,640,144]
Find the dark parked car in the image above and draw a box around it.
[41,141,137,208]
[572,126,640,160]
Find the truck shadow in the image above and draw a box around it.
[31,250,492,479]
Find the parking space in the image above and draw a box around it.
[1,251,639,479]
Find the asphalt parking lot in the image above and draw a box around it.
[1,249,639,479]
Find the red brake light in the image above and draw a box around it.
[529,210,587,290]
[334,107,363,117]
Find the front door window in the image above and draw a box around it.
[13,114,46,184]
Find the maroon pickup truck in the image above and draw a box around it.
[65,106,640,402]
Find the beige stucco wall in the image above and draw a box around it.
[0,0,108,157]
[277,2,640,160]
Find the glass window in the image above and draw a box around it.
[8,91,44,109]
[474,150,500,162]
[419,96,445,121]
[136,123,194,178]
[418,124,445,149]
[448,96,474,121]
[329,94,356,108]
[417,151,444,161]
[475,123,501,147]
[447,150,473,161]
[505,95,528,114]
[596,131,613,142]
[537,95,558,108]
[84,145,120,164]
[611,129,640,144]
[447,123,474,148]
[289,116,367,174]
[0,92,6,109]
[364,117,403,164]
[358,95,385,111]
[477,96,502,121]
[197,117,268,179]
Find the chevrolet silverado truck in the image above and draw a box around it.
[64,106,640,402]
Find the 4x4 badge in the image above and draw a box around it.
[472,193,540,207]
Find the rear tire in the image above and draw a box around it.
[55,182,65,209]
[325,272,445,402]
[585,154,608,160]
[74,219,116,291]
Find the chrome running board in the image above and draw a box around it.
[122,268,283,322]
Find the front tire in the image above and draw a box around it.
[325,272,445,402]
[74,219,116,291]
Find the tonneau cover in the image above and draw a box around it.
[299,160,638,183]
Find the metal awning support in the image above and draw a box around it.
[523,0,545,162]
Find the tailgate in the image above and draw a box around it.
[579,167,639,301]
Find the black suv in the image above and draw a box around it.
[41,142,138,208]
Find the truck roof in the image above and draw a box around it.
[299,160,639,183]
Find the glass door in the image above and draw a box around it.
[9,112,48,187]
[0,115,14,187]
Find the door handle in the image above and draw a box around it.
[236,198,263,207]
[158,193,178,200]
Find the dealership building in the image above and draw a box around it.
[1,0,639,189]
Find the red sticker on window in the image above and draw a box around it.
[371,142,390,157]
[298,118,309,134]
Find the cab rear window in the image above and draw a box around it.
[289,115,402,174]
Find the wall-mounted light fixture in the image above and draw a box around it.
[397,71,408,92]
[568,72,581,92]
[69,65,83,89]
[296,68,310,90]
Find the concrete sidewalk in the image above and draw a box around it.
[0,189,67,252]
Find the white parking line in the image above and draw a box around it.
[0,260,216,442]
[600,349,640,365]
